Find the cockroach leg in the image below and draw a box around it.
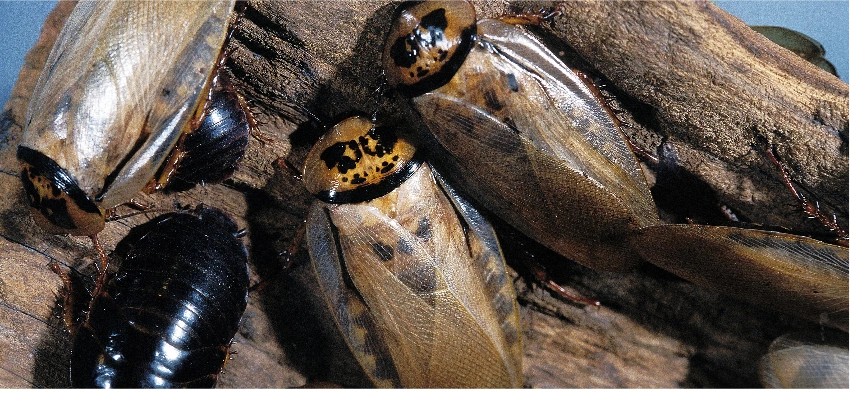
[573,69,660,166]
[86,234,109,317]
[49,261,77,334]
[104,200,161,223]
[622,131,659,165]
[249,220,305,292]
[766,146,848,239]
[274,157,303,182]
[123,198,155,211]
[497,3,564,26]
[531,263,600,307]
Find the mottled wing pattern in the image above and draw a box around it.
[476,19,657,227]
[315,166,520,387]
[305,202,403,388]
[632,224,849,330]
[415,89,644,271]
[432,170,523,380]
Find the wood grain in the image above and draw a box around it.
[1,1,846,388]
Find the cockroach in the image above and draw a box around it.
[62,205,249,388]
[303,115,522,388]
[152,74,253,193]
[751,26,838,76]
[17,0,242,237]
[759,331,849,388]
[381,0,848,330]
[383,0,657,273]
[631,224,848,329]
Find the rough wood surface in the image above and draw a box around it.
[1,0,847,388]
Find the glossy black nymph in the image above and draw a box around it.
[168,86,251,191]
[70,206,249,388]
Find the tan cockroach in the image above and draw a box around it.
[381,0,848,331]
[302,115,523,388]
[17,0,247,238]
[758,331,849,388]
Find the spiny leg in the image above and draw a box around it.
[766,146,848,240]
[496,2,564,26]
[49,261,78,335]
[531,263,601,306]
[86,234,109,321]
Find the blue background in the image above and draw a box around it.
[1,1,848,106]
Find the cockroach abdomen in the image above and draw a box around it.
[70,206,249,388]
[168,87,251,191]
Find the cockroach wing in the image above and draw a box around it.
[631,225,849,331]
[413,20,659,271]
[431,169,523,383]
[759,332,849,388]
[415,91,646,272]
[305,202,404,388]
[307,166,522,387]
[20,0,235,209]
[476,18,656,218]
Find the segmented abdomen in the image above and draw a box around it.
[170,86,252,190]
[71,207,249,388]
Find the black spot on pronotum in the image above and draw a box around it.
[389,8,449,70]
[415,217,432,240]
[420,8,449,34]
[371,241,395,262]
[506,73,519,92]
[361,126,398,158]
[321,140,362,173]
[17,146,100,230]
[390,35,419,69]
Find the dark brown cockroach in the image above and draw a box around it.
[17,0,241,237]
[382,0,848,331]
[303,116,522,388]
[61,206,249,388]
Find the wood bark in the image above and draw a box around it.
[0,0,846,388]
